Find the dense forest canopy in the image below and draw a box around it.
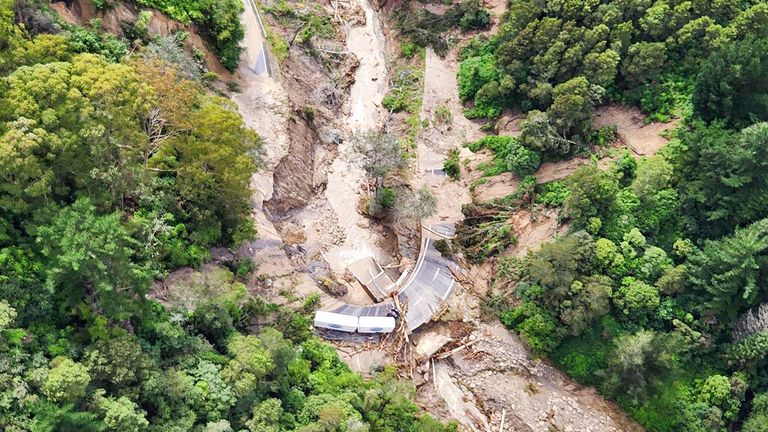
[447,1,768,431]
[0,1,457,431]
[458,0,768,144]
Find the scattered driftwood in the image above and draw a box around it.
[449,265,476,291]
[435,339,478,359]
[382,295,416,378]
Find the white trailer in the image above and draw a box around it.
[357,316,396,333]
[313,311,358,333]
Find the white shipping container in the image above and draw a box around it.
[313,311,358,333]
[357,316,396,333]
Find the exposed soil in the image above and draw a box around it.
[67,0,656,428]
[416,47,483,228]
[507,209,566,257]
[472,172,518,202]
[595,104,679,156]
[416,322,644,432]
[50,0,233,79]
[232,1,321,301]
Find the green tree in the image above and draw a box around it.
[621,42,667,86]
[168,97,260,246]
[0,0,23,72]
[222,334,274,396]
[94,390,149,432]
[526,231,595,309]
[559,275,613,336]
[613,277,661,319]
[688,218,768,321]
[744,392,768,432]
[85,335,151,389]
[693,38,768,127]
[299,393,363,429]
[564,165,620,229]
[0,299,15,331]
[582,49,620,88]
[600,330,684,401]
[245,398,284,432]
[675,122,768,237]
[548,76,601,138]
[189,360,236,422]
[36,199,151,320]
[29,402,104,432]
[695,374,746,424]
[42,357,91,404]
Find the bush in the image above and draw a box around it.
[135,0,244,71]
[368,187,397,217]
[434,239,453,258]
[382,67,422,114]
[589,125,618,146]
[435,105,452,124]
[234,258,256,279]
[444,148,461,180]
[505,142,541,177]
[536,181,570,207]
[501,303,561,354]
[302,105,315,122]
[458,54,498,102]
[458,2,491,31]
[396,186,438,220]
[400,41,417,59]
[552,327,609,385]
[67,25,127,62]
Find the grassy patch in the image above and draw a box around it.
[382,66,423,114]
[265,28,289,61]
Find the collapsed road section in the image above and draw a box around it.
[313,224,460,335]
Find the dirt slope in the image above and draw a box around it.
[418,322,643,432]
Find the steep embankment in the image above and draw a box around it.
[234,0,403,307]
[50,0,233,77]
[232,0,319,299]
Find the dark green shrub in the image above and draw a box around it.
[536,181,570,207]
[505,143,541,177]
[368,187,397,217]
[444,148,461,180]
[434,239,453,257]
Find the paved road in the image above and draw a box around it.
[397,234,458,332]
[316,224,459,334]
[243,0,271,76]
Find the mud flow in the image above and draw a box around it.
[231,0,649,429]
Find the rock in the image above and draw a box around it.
[284,244,307,259]
[266,116,318,214]
[318,126,343,145]
[210,247,236,264]
[413,333,452,359]
[282,223,307,244]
